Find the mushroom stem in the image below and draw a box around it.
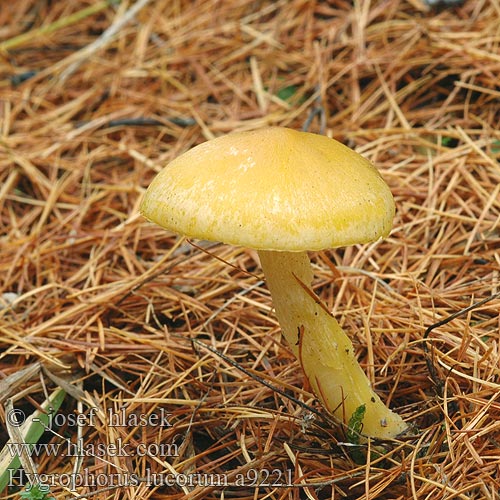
[258,250,407,439]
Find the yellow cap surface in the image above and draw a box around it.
[140,127,395,251]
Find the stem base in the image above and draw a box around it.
[258,250,407,439]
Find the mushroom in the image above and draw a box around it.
[140,127,407,439]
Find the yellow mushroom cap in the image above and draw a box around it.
[140,127,395,252]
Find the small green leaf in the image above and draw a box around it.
[346,404,367,464]
[440,136,454,147]
[276,85,298,102]
[19,483,55,500]
[347,404,366,445]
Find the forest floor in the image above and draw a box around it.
[1,0,499,499]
